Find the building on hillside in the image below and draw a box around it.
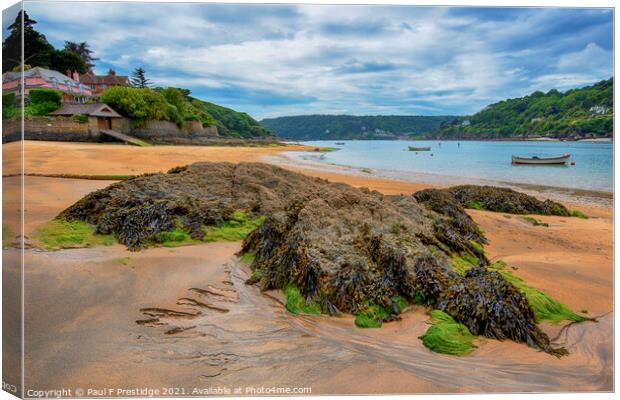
[48,103,126,133]
[2,66,93,103]
[79,69,129,96]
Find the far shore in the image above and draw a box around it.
[285,136,613,142]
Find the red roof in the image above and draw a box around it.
[79,71,129,86]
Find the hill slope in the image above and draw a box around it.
[438,78,613,139]
[188,97,272,138]
[260,115,457,140]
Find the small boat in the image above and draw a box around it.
[408,146,431,151]
[335,142,345,145]
[511,154,570,165]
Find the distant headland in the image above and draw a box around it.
[261,78,613,141]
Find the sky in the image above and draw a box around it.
[5,2,615,119]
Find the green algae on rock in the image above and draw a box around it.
[284,284,322,315]
[488,261,588,324]
[33,219,115,250]
[522,216,549,227]
[436,266,567,357]
[419,310,477,355]
[203,211,266,242]
[355,304,391,328]
[354,298,406,328]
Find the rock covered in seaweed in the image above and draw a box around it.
[414,188,488,264]
[445,185,570,215]
[60,162,346,249]
[60,161,568,355]
[437,267,567,357]
[242,198,431,314]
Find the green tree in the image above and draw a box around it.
[63,41,98,71]
[161,87,186,115]
[2,92,17,120]
[130,67,152,88]
[27,88,61,115]
[100,86,168,125]
[11,63,32,72]
[2,10,54,72]
[160,87,188,126]
[49,49,87,74]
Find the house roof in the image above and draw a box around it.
[79,71,129,85]
[49,103,122,118]
[2,67,82,86]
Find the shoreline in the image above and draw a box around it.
[264,150,613,209]
[287,137,614,142]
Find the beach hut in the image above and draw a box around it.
[49,103,124,133]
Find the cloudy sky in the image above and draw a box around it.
[9,2,615,119]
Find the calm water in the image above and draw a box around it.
[293,140,614,193]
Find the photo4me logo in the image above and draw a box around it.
[2,381,17,394]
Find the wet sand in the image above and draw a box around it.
[3,141,311,177]
[3,142,613,394]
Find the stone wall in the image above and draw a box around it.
[131,119,219,144]
[2,116,96,143]
[2,116,272,146]
[112,117,132,134]
[2,119,21,143]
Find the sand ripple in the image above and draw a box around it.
[137,257,612,393]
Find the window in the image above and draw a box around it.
[66,80,73,92]
[50,77,58,88]
[78,83,84,93]
[102,83,107,89]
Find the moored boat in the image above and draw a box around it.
[511,154,570,165]
[408,146,431,151]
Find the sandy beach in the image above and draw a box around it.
[3,140,613,393]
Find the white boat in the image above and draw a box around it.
[511,154,570,165]
[408,146,431,151]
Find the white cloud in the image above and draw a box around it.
[22,2,613,118]
[557,43,612,74]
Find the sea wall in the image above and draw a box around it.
[2,116,277,145]
[2,116,96,143]
[131,120,219,144]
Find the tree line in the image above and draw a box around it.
[260,115,457,140]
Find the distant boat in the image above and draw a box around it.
[335,142,345,145]
[408,146,431,151]
[511,154,570,165]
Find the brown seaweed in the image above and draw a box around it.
[445,185,570,216]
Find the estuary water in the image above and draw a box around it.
[290,140,613,193]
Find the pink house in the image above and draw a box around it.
[2,66,93,103]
